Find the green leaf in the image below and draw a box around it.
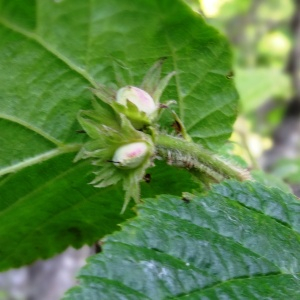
[0,0,237,268]
[0,153,134,270]
[64,180,300,299]
[0,157,198,271]
[141,160,200,197]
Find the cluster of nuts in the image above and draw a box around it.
[77,60,174,212]
[112,86,156,169]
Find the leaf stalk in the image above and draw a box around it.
[155,134,250,182]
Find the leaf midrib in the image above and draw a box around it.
[0,16,93,174]
[0,16,97,88]
[0,112,62,146]
[79,275,152,299]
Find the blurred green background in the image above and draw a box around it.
[186,0,300,195]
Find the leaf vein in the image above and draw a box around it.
[0,157,86,216]
[79,275,151,299]
[174,272,288,299]
[0,17,98,88]
[141,204,280,270]
[186,101,233,132]
[0,113,62,146]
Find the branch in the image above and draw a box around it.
[155,134,250,182]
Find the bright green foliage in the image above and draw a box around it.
[0,154,133,270]
[0,2,299,299]
[64,180,300,299]
[0,0,238,269]
[0,155,198,270]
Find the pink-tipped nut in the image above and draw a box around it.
[116,86,156,115]
[113,142,149,169]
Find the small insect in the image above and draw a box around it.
[226,70,234,79]
[143,173,151,183]
[107,160,120,164]
[181,197,191,204]
[75,129,86,134]
[159,103,169,109]
[94,241,104,253]
[171,120,183,135]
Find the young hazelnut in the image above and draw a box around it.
[112,142,149,169]
[116,86,156,115]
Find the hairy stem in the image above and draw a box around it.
[155,134,250,182]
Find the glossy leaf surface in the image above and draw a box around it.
[65,181,300,299]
